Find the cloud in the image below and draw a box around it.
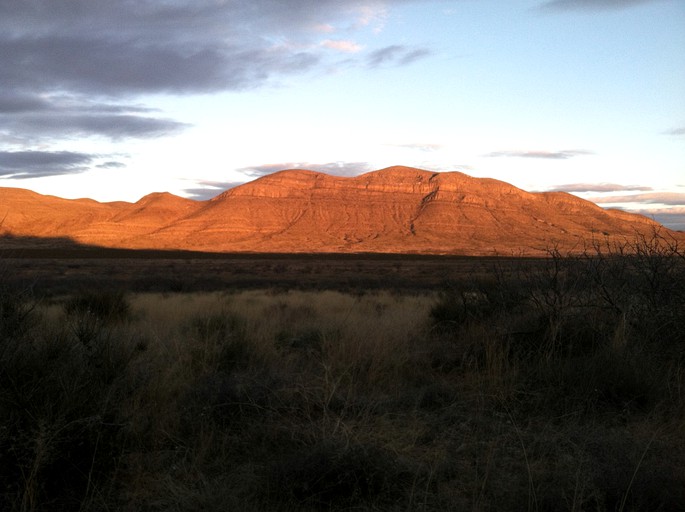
[0,150,128,178]
[367,45,432,68]
[538,0,666,11]
[632,206,685,216]
[485,149,594,159]
[355,5,389,31]
[625,207,685,231]
[321,39,364,53]
[313,23,336,33]
[0,1,424,98]
[0,151,95,178]
[238,161,373,178]
[0,92,189,141]
[652,213,685,231]
[2,36,325,97]
[0,92,52,113]
[96,161,127,169]
[663,127,685,136]
[650,206,685,214]
[547,183,653,193]
[183,180,245,200]
[4,113,189,141]
[0,0,440,152]
[589,192,685,205]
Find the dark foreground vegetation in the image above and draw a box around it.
[1,232,684,511]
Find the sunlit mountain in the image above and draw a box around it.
[0,166,677,255]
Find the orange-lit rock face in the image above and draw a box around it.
[0,166,676,254]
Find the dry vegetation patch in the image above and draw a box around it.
[1,233,684,510]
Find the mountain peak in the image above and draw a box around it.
[366,165,435,177]
[135,191,194,207]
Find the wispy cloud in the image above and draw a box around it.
[0,92,189,142]
[367,45,432,68]
[548,183,653,193]
[355,5,389,32]
[538,0,667,12]
[183,180,245,200]
[589,192,685,205]
[96,161,127,169]
[6,113,187,142]
[663,127,685,136]
[485,149,594,159]
[321,39,364,53]
[635,206,685,215]
[0,150,96,178]
[312,23,336,34]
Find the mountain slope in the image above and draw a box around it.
[0,167,675,254]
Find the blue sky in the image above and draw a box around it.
[1,0,684,229]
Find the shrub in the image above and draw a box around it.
[0,284,37,340]
[0,317,139,511]
[64,289,132,347]
[429,287,494,333]
[183,312,250,373]
[64,289,131,324]
[275,328,327,355]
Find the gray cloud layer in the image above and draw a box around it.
[0,150,131,179]
[0,151,95,178]
[0,95,188,141]
[1,0,434,160]
[1,1,429,98]
[0,92,188,166]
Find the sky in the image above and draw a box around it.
[1,0,684,229]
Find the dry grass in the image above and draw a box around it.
[1,233,684,511]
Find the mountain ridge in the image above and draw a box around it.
[0,166,677,255]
